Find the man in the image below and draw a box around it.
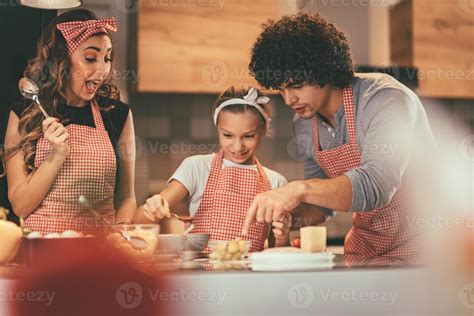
[242,13,436,259]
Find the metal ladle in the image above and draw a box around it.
[78,195,148,250]
[18,77,50,118]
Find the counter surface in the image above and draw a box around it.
[0,254,462,315]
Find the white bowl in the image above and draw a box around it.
[208,239,251,261]
[183,233,210,251]
[157,234,185,254]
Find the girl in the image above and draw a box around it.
[2,9,136,234]
[137,85,291,250]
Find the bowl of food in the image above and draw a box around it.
[183,233,210,252]
[208,238,251,261]
[157,234,185,254]
[14,230,97,265]
[107,224,159,261]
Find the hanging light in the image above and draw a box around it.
[20,0,82,10]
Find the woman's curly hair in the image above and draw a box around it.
[1,9,119,175]
[249,13,354,90]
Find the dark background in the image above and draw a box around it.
[0,2,56,223]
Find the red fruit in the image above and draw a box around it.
[291,237,301,248]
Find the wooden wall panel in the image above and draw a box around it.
[137,0,279,93]
[413,0,474,99]
[390,0,413,66]
[391,0,474,99]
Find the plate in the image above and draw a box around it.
[249,251,335,271]
[250,252,335,263]
[250,261,336,271]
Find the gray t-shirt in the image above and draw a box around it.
[293,73,436,212]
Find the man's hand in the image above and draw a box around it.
[242,181,305,236]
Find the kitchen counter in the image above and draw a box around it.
[0,255,462,315]
[156,267,458,315]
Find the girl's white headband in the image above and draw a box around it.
[213,87,271,127]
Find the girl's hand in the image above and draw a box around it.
[142,194,171,221]
[272,213,292,245]
[243,182,303,236]
[42,117,69,159]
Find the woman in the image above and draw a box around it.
[1,9,136,234]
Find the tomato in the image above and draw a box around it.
[291,237,301,248]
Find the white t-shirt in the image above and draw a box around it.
[169,153,288,217]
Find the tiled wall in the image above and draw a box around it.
[129,93,473,238]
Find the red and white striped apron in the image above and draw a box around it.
[25,102,116,234]
[313,87,419,260]
[192,150,271,252]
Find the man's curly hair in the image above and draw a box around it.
[249,13,354,90]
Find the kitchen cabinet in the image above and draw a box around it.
[390,0,474,99]
[137,0,279,93]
